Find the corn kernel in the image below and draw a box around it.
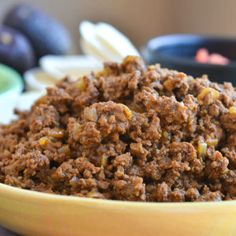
[87,190,102,198]
[197,88,220,102]
[197,142,207,156]
[84,107,98,122]
[162,131,169,138]
[101,156,108,167]
[206,139,218,147]
[87,191,95,198]
[72,123,81,138]
[163,80,174,91]
[229,106,236,114]
[36,95,47,105]
[177,72,186,79]
[49,129,64,138]
[121,104,132,120]
[39,137,49,146]
[124,55,139,63]
[58,145,70,155]
[75,78,86,91]
[95,68,112,77]
[148,65,156,70]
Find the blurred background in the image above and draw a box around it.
[1,0,236,50]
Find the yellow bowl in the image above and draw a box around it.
[0,183,236,236]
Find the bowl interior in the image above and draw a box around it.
[146,34,236,63]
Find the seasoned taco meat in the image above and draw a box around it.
[1,56,236,202]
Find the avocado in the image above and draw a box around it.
[3,3,72,59]
[0,26,35,73]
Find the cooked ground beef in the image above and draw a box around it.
[1,56,236,202]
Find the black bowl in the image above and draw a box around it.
[143,34,236,85]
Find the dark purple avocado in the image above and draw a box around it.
[3,3,72,59]
[0,25,35,73]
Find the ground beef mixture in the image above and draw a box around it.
[1,56,236,202]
